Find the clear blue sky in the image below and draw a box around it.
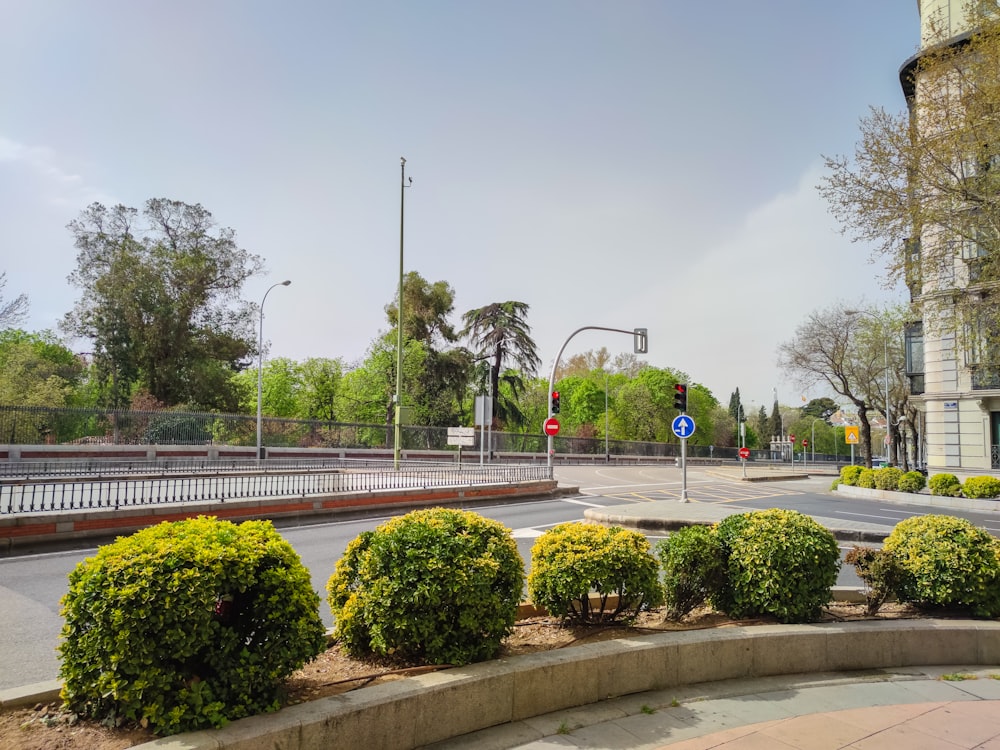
[1,1,919,412]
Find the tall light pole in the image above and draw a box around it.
[257,280,291,463]
[394,158,412,470]
[846,309,891,465]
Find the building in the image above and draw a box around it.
[901,1,1000,476]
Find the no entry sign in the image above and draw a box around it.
[543,417,560,436]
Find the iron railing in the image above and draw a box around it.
[0,463,550,514]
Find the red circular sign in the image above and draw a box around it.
[789,434,796,444]
[738,447,750,459]
[543,417,560,436]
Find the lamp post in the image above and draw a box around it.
[257,280,291,463]
[394,157,411,470]
[846,309,891,466]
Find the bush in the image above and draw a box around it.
[897,471,927,493]
[528,522,664,624]
[961,475,1000,499]
[710,509,840,623]
[59,517,326,736]
[856,468,876,488]
[327,508,524,666]
[873,466,903,491]
[883,514,1000,617]
[928,473,962,496]
[839,465,864,486]
[655,525,725,621]
[844,545,905,615]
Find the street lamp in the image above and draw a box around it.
[257,280,291,463]
[394,157,412,470]
[846,309,890,466]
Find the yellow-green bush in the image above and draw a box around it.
[59,517,326,736]
[856,468,876,488]
[873,466,903,490]
[327,508,523,666]
[883,514,1000,617]
[961,475,1000,499]
[897,471,927,493]
[528,523,664,624]
[710,509,840,623]
[928,473,962,496]
[839,465,864,486]
[655,525,725,621]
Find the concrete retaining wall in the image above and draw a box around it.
[119,619,1000,750]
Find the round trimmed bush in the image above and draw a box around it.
[327,508,524,666]
[874,466,903,490]
[710,509,840,623]
[655,525,725,621]
[528,522,664,624]
[897,471,927,493]
[59,516,326,736]
[929,473,962,496]
[856,468,876,488]
[883,514,1000,616]
[839,465,863,486]
[961,475,1000,499]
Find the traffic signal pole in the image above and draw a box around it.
[546,326,648,477]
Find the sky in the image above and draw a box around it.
[0,1,921,415]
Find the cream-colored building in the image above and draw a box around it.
[903,1,1000,476]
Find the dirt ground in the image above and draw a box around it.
[0,602,922,750]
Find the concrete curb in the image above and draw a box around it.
[131,620,1000,749]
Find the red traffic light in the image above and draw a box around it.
[673,383,688,411]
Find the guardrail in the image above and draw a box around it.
[0,463,550,514]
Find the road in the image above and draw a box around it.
[2,464,997,690]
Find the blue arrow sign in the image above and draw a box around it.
[671,415,696,439]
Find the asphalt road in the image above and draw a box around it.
[3,464,997,691]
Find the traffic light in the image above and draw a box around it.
[551,390,560,414]
[673,383,687,412]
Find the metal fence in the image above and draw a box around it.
[0,462,550,514]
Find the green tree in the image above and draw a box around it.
[461,301,540,429]
[0,330,83,408]
[63,199,263,410]
[803,397,838,420]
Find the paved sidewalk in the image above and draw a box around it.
[431,667,1000,749]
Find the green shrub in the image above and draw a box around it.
[327,508,524,666]
[897,471,927,493]
[873,466,903,491]
[59,517,326,736]
[883,514,1000,616]
[961,475,1000,499]
[528,523,664,624]
[655,525,725,621]
[856,468,876,488]
[710,509,840,623]
[844,545,905,615]
[928,473,962,496]
[839,465,864,486]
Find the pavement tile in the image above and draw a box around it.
[904,702,1000,747]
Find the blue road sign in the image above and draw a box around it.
[671,415,696,439]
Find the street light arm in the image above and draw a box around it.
[256,280,291,463]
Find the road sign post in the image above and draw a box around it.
[543,417,560,437]
[738,446,750,478]
[671,415,696,502]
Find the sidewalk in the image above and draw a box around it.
[432,668,1000,749]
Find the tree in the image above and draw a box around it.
[461,301,540,429]
[802,397,838,421]
[63,200,263,410]
[0,330,83,407]
[768,399,782,441]
[0,272,28,330]
[777,302,898,466]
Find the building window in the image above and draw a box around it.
[905,321,925,395]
